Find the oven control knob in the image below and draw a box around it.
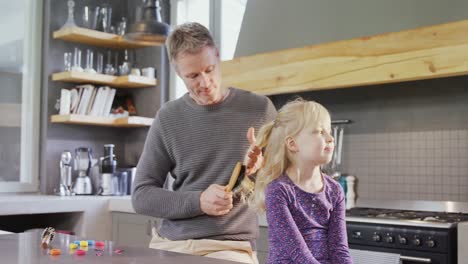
[426,239,436,248]
[372,234,382,242]
[413,238,421,246]
[398,236,407,245]
[385,236,394,243]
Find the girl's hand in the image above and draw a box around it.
[244,127,263,176]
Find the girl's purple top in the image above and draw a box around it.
[265,173,353,264]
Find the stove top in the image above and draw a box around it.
[346,207,468,228]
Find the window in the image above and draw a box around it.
[169,0,248,99]
[0,0,42,192]
[219,0,247,61]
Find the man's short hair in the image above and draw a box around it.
[165,22,216,62]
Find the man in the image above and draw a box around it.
[132,22,276,264]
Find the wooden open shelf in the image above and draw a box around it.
[221,19,468,95]
[50,114,153,127]
[53,26,164,48]
[52,71,157,88]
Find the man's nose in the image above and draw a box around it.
[199,72,210,87]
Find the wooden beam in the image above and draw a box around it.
[221,19,468,95]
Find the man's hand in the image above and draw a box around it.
[244,127,263,176]
[200,184,233,216]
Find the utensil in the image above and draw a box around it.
[337,126,344,165]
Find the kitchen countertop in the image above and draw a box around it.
[3,194,467,230]
[0,194,109,215]
[0,230,242,264]
[0,194,114,240]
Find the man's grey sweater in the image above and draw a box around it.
[132,88,277,245]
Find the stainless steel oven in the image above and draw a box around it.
[346,208,467,264]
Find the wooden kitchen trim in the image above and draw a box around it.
[53,26,164,48]
[52,71,157,88]
[221,19,468,95]
[50,114,154,127]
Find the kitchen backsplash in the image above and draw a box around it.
[342,130,468,202]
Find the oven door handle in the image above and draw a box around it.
[400,255,432,263]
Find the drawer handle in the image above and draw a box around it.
[400,255,432,263]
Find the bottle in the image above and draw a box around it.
[338,176,347,198]
[346,175,357,210]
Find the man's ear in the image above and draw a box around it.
[285,137,298,152]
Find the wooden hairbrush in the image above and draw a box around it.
[226,162,247,192]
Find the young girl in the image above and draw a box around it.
[241,99,352,264]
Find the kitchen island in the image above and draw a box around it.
[0,230,242,264]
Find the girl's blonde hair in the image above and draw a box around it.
[242,98,331,212]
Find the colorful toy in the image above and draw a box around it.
[69,243,78,249]
[49,248,61,255]
[94,241,105,247]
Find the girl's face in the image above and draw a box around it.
[289,117,334,166]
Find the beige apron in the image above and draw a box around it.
[149,229,259,264]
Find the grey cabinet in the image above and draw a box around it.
[112,212,158,247]
[256,226,269,264]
